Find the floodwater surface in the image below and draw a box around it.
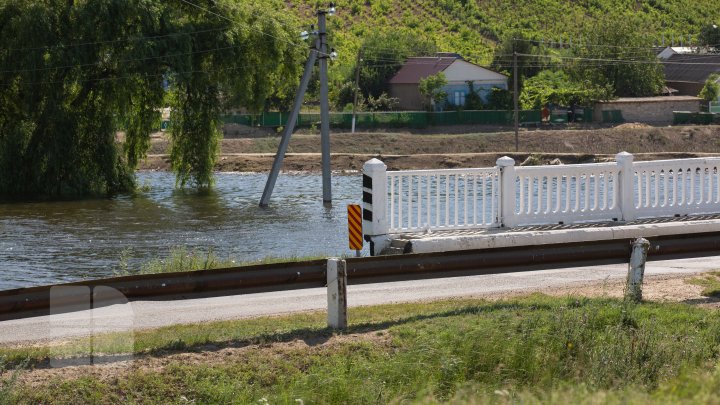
[0,172,365,291]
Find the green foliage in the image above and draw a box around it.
[366,92,399,111]
[699,74,720,102]
[356,31,436,99]
[418,72,448,110]
[699,24,720,48]
[687,271,720,297]
[570,16,665,97]
[10,297,720,403]
[521,70,612,109]
[492,32,553,90]
[487,87,513,110]
[0,0,301,198]
[463,81,484,110]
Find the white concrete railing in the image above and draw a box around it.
[385,167,500,233]
[362,153,720,244]
[633,158,720,218]
[512,162,622,226]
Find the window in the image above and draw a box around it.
[454,91,465,106]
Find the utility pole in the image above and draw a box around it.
[351,48,362,134]
[318,7,332,203]
[260,41,319,207]
[513,50,519,152]
[260,3,335,207]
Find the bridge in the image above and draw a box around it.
[362,152,720,255]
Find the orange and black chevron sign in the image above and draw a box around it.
[347,204,363,250]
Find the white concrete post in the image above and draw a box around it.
[327,258,347,329]
[616,151,636,222]
[625,237,650,303]
[363,159,390,255]
[497,156,517,228]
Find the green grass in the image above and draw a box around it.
[687,271,720,297]
[113,246,329,276]
[4,295,720,403]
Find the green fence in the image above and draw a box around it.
[219,109,587,129]
[673,111,718,125]
[710,102,720,114]
[601,110,624,124]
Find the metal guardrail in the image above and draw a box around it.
[2,232,720,321]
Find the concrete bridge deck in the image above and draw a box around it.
[384,214,720,255]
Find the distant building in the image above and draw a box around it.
[388,55,508,110]
[663,53,720,97]
[593,96,701,125]
[656,46,701,60]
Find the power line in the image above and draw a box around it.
[176,0,322,55]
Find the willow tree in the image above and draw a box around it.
[0,0,301,199]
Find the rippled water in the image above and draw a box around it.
[0,172,365,290]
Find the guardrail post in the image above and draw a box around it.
[616,151,636,222]
[625,237,650,303]
[497,156,517,228]
[363,159,390,255]
[327,258,347,329]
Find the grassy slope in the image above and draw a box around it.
[4,295,720,403]
[287,0,720,73]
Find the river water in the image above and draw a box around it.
[0,172,366,291]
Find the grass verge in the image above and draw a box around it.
[3,295,720,403]
[113,246,329,276]
[687,271,720,297]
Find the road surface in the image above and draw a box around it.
[0,255,718,345]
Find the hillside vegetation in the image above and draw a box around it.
[290,0,720,70]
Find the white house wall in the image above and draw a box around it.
[443,60,508,83]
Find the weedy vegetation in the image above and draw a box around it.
[4,296,720,403]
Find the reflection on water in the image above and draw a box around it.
[0,172,365,290]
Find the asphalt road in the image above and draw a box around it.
[1,255,719,346]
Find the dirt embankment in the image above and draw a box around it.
[139,124,720,172]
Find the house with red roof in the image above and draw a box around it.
[388,55,508,110]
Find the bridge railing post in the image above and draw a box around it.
[616,152,636,222]
[497,156,517,228]
[363,159,390,255]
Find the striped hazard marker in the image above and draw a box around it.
[347,204,363,252]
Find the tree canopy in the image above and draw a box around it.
[570,16,665,98]
[0,0,302,199]
[418,72,448,110]
[520,70,611,109]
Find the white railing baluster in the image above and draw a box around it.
[436,174,440,227]
[398,175,403,230]
[454,175,459,225]
[558,176,564,213]
[662,170,668,208]
[582,174,588,212]
[417,175,421,227]
[463,176,468,225]
[445,175,450,227]
[408,176,413,229]
[545,176,551,214]
[645,171,650,208]
[390,175,395,230]
[701,167,706,205]
[426,175,431,228]
[690,168,696,205]
[653,171,659,208]
[473,175,478,225]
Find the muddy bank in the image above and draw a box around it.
[139,124,720,172]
